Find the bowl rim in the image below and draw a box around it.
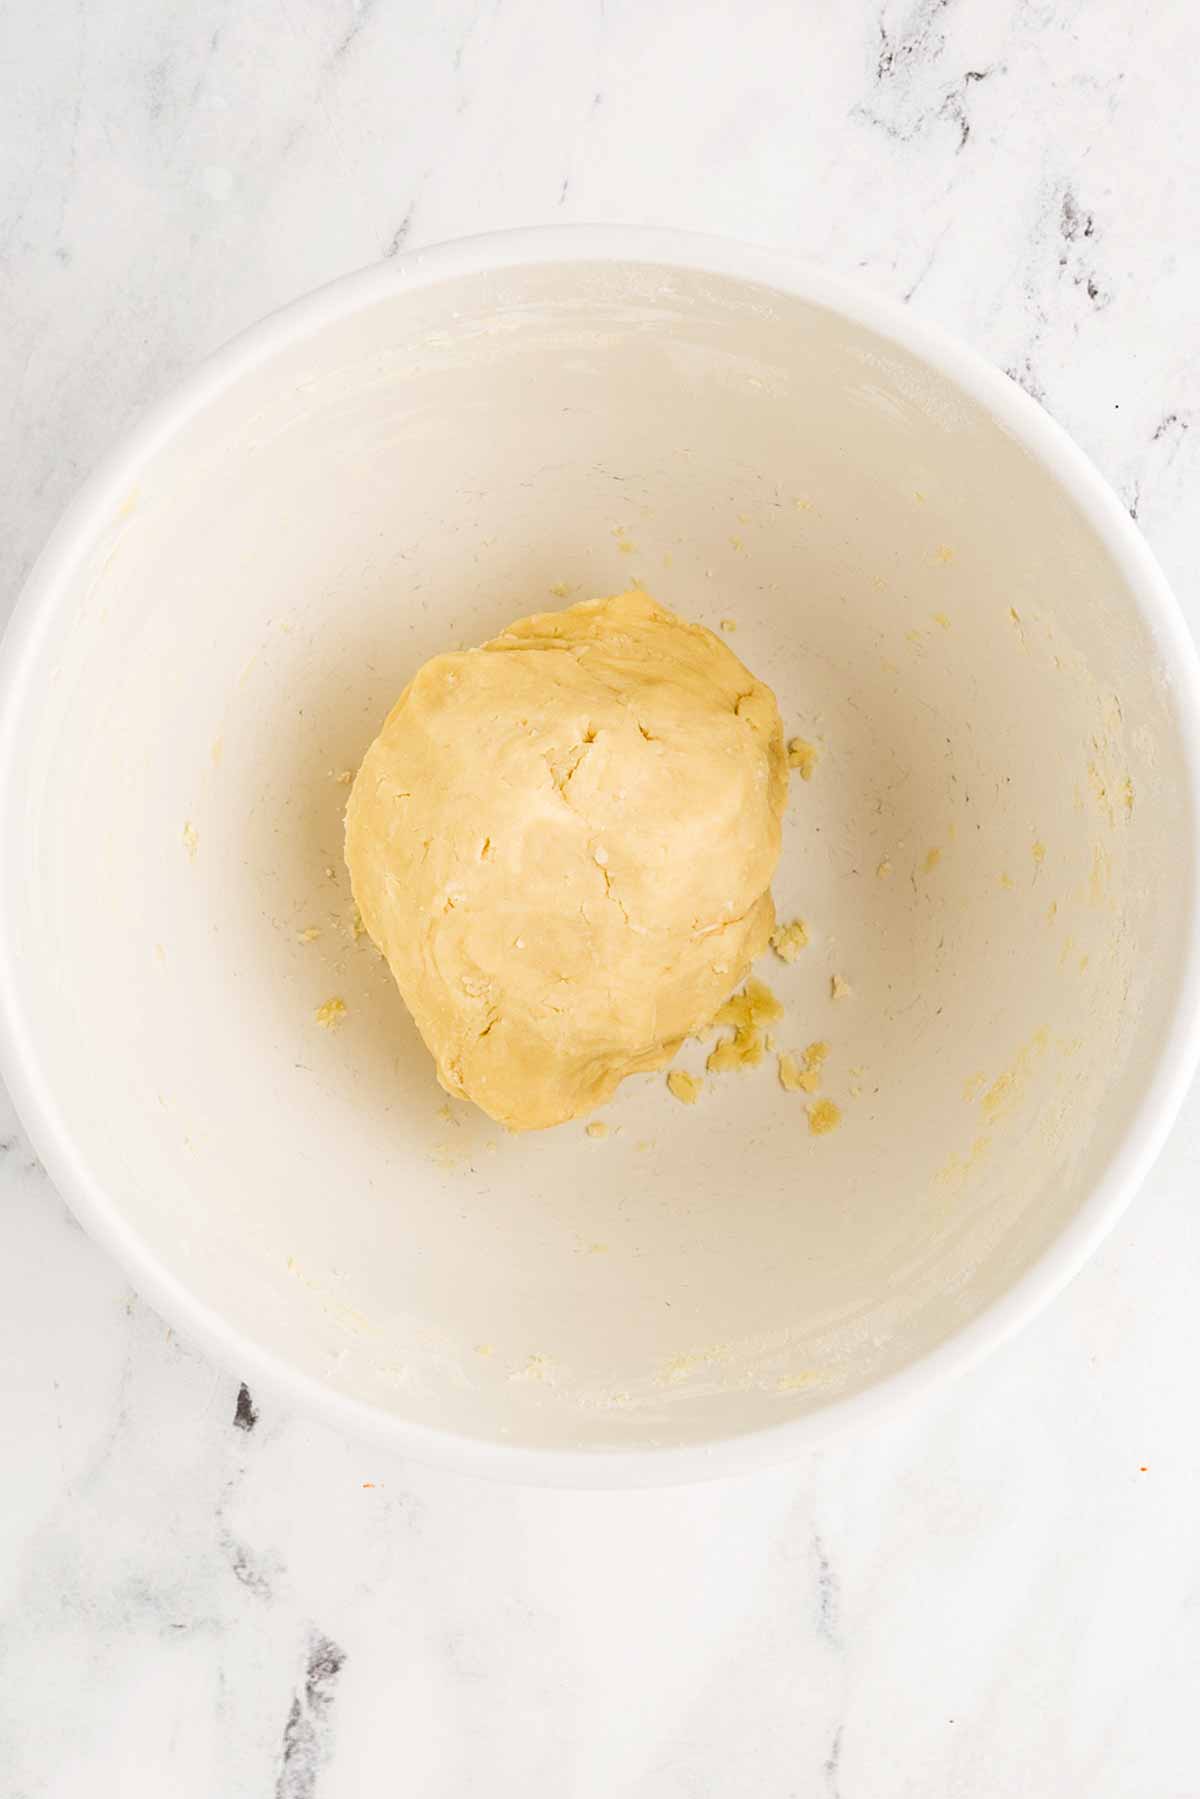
[2,222,1199,1487]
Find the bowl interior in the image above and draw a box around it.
[3,255,1193,1456]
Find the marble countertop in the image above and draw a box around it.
[4,2,1200,1793]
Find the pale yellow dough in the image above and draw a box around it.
[345,590,787,1130]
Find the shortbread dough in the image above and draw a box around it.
[345,590,787,1130]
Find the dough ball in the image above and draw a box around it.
[345,590,787,1130]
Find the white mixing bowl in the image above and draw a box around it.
[2,227,1198,1484]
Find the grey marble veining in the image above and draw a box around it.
[3,3,1200,1793]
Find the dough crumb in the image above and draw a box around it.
[296,926,321,944]
[923,846,942,872]
[778,1052,818,1094]
[708,1034,762,1073]
[512,1354,552,1384]
[315,996,347,1029]
[935,544,955,564]
[586,1120,609,1139]
[831,973,852,1000]
[876,858,893,878]
[933,611,951,630]
[667,1069,702,1105]
[720,617,738,633]
[181,821,198,859]
[475,1343,495,1357]
[1032,840,1046,864]
[778,1039,828,1094]
[770,917,809,962]
[707,977,783,1073]
[335,769,354,785]
[808,1098,842,1135]
[787,737,819,780]
[714,977,783,1032]
[548,581,571,599]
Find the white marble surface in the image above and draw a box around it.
[4,2,1200,1793]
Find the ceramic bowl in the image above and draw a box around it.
[2,227,1197,1483]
